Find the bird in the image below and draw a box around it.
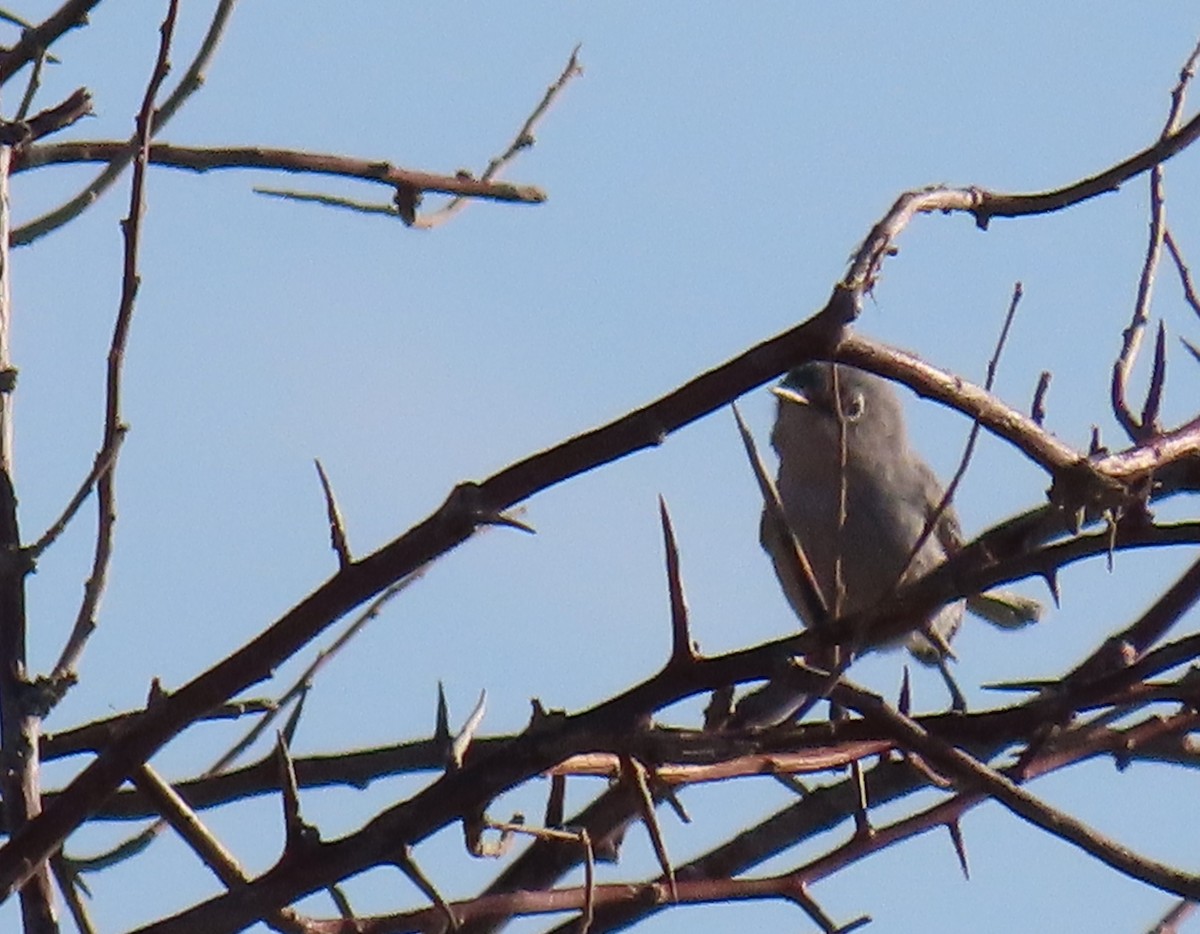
[736,361,1040,724]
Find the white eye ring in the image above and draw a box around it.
[842,390,866,422]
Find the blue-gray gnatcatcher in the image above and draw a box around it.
[737,361,1040,724]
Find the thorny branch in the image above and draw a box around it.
[0,12,1199,934]
[23,82,1198,930]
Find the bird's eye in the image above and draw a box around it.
[842,390,866,422]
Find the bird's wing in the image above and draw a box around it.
[911,463,1044,627]
[912,460,964,552]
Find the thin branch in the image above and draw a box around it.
[50,856,95,934]
[842,105,1200,304]
[71,566,429,871]
[622,756,676,900]
[1111,36,1200,440]
[1164,228,1200,319]
[416,44,582,229]
[12,0,239,244]
[130,764,248,889]
[898,281,1023,585]
[1147,898,1196,934]
[0,0,98,86]
[12,47,45,122]
[29,425,124,561]
[248,45,581,228]
[732,402,828,625]
[49,0,179,688]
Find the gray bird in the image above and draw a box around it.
[739,361,1039,724]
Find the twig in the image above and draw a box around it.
[622,755,676,900]
[1111,37,1200,441]
[0,0,98,86]
[130,763,248,889]
[51,855,96,934]
[71,565,429,872]
[21,86,91,141]
[12,0,239,245]
[253,46,581,228]
[1058,553,1200,689]
[29,425,124,561]
[274,734,314,854]
[732,402,828,625]
[1164,228,1200,319]
[417,44,582,229]
[897,281,1023,585]
[1147,898,1196,934]
[1031,370,1052,425]
[252,187,398,217]
[12,48,45,122]
[50,0,179,689]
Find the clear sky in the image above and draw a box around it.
[6,3,1200,932]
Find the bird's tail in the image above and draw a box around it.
[966,589,1042,629]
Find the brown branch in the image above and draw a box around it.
[69,567,429,870]
[0,0,99,86]
[1112,37,1200,440]
[1165,228,1200,319]
[1059,553,1200,689]
[840,106,1200,304]
[564,710,1200,933]
[832,334,1200,514]
[49,0,179,692]
[416,44,582,229]
[22,87,93,142]
[16,141,547,204]
[6,101,1200,916]
[1147,898,1197,934]
[29,426,125,562]
[1112,156,1168,440]
[130,764,249,890]
[12,0,239,245]
[842,688,1200,901]
[0,49,52,932]
[461,519,1200,932]
[50,855,95,934]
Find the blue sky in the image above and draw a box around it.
[5,3,1200,932]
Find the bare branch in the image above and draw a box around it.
[417,44,582,229]
[0,0,99,86]
[12,0,238,245]
[50,0,180,689]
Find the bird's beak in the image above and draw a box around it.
[771,386,810,406]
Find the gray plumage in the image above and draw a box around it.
[740,362,1039,724]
